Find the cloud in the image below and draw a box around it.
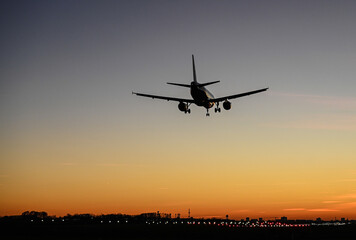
[336,202,356,209]
[264,116,356,131]
[265,92,356,130]
[322,201,341,204]
[336,193,356,199]
[271,92,356,110]
[307,209,339,212]
[283,208,306,211]
[319,192,356,211]
[283,207,341,212]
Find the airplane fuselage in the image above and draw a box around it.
[190,82,215,109]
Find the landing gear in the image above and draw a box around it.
[185,109,191,114]
[214,102,221,113]
[206,108,210,117]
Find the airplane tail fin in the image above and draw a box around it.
[192,55,197,83]
[168,55,219,88]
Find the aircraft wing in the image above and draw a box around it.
[132,92,195,103]
[209,88,269,103]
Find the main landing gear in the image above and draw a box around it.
[206,108,210,117]
[214,102,221,113]
[206,102,221,116]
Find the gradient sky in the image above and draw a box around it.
[1,0,356,220]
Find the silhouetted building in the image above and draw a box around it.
[140,211,171,219]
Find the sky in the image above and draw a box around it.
[1,0,356,220]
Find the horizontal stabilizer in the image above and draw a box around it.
[198,80,220,87]
[167,82,191,88]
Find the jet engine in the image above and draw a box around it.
[178,102,190,113]
[223,100,231,110]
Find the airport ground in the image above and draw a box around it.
[1,222,356,240]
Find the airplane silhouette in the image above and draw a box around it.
[133,55,268,116]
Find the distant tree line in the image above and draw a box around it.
[21,211,48,219]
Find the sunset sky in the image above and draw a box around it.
[1,0,356,220]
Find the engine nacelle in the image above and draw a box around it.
[178,102,188,112]
[223,100,231,110]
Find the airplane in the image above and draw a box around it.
[133,55,268,116]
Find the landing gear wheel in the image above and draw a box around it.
[206,108,210,117]
[215,102,221,113]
